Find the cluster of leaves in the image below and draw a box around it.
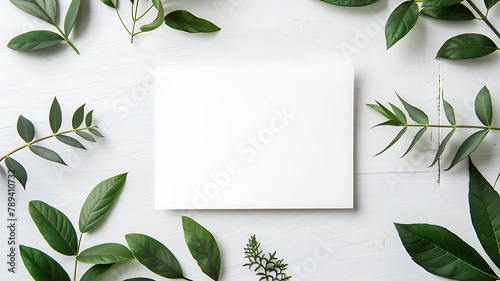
[8,0,81,53]
[369,85,498,170]
[0,97,103,189]
[244,235,292,281]
[395,159,500,280]
[321,0,500,59]
[20,173,222,281]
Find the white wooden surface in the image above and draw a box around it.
[0,0,499,280]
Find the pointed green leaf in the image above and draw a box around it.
[140,0,164,32]
[100,0,116,8]
[468,159,500,268]
[397,94,429,124]
[374,120,405,127]
[29,145,66,165]
[429,129,456,167]
[20,245,70,281]
[165,10,221,33]
[8,30,63,51]
[89,128,104,137]
[446,129,489,170]
[81,264,114,281]
[85,110,94,127]
[475,86,493,126]
[420,4,475,21]
[395,223,499,280]
[389,103,407,123]
[79,173,128,233]
[78,243,134,264]
[8,0,57,24]
[401,127,427,157]
[76,130,96,142]
[367,103,391,119]
[72,104,85,129]
[376,101,400,121]
[125,233,184,279]
[56,135,86,150]
[422,0,464,6]
[485,0,500,9]
[29,200,78,256]
[320,0,379,6]
[443,99,456,125]
[437,33,498,59]
[17,115,35,143]
[124,278,156,281]
[375,127,408,156]
[5,157,28,189]
[49,97,62,134]
[385,1,419,49]
[182,216,221,281]
[64,0,81,36]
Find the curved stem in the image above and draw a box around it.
[130,0,141,43]
[53,24,80,55]
[73,233,84,281]
[115,8,132,36]
[466,0,500,39]
[137,5,154,21]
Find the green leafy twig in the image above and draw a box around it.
[369,85,498,170]
[1,97,104,189]
[244,235,292,281]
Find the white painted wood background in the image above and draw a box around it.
[0,0,499,280]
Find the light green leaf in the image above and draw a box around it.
[76,130,96,142]
[401,127,426,157]
[9,0,57,24]
[85,110,93,127]
[446,129,489,170]
[125,233,185,279]
[56,135,86,150]
[420,4,475,21]
[385,1,419,49]
[320,0,380,6]
[468,159,500,268]
[29,200,78,256]
[475,85,493,126]
[397,94,429,124]
[64,0,81,36]
[389,103,407,123]
[81,264,113,281]
[395,223,499,280]
[485,0,500,9]
[375,127,408,156]
[140,0,164,32]
[422,0,464,6]
[443,99,456,125]
[100,0,117,8]
[437,33,498,59]
[165,10,221,33]
[78,243,134,264]
[20,245,70,281]
[5,157,28,189]
[182,216,221,281]
[429,129,455,167]
[72,104,85,129]
[89,128,104,137]
[79,173,128,233]
[49,97,62,134]
[17,115,35,143]
[8,30,63,51]
[29,145,67,165]
[375,101,401,121]
[367,103,392,119]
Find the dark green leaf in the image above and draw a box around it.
[320,0,379,6]
[78,243,134,264]
[389,103,407,123]
[49,97,62,134]
[81,264,113,281]
[385,1,419,49]
[56,135,86,150]
[446,129,489,170]
[125,233,184,279]
[395,223,499,280]
[475,85,493,126]
[64,0,81,36]
[89,128,104,137]
[421,4,475,21]
[165,10,221,33]
[429,129,456,167]
[72,104,85,129]
[182,216,221,281]
[423,0,464,6]
[79,173,128,233]
[76,130,96,142]
[485,0,500,9]
[443,99,456,125]
[375,127,408,156]
[367,103,391,119]
[100,0,117,8]
[8,30,63,51]
[124,278,156,281]
[85,110,93,127]
[5,157,28,189]
[17,115,35,143]
[20,245,70,281]
[468,159,500,268]
[29,145,67,165]
[401,127,426,157]
[397,94,429,124]
[8,0,57,24]
[140,0,164,32]
[437,33,498,59]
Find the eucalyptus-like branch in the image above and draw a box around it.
[467,0,500,40]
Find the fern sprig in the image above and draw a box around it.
[244,235,292,281]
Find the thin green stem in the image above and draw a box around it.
[53,24,80,55]
[137,5,154,21]
[405,124,500,130]
[130,0,141,43]
[466,0,500,39]
[73,233,84,281]
[115,8,132,36]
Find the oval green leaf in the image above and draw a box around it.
[397,94,429,124]
[76,130,96,142]
[182,216,221,281]
[443,99,456,125]
[5,157,28,189]
[125,233,184,279]
[20,245,70,281]
[395,223,499,280]
[140,0,164,32]
[72,104,85,129]
[9,0,57,24]
[56,135,86,150]
[420,4,475,21]
[422,0,464,6]
[85,110,94,127]
[165,10,221,33]
[375,127,407,156]
[8,30,63,51]
[429,128,456,167]
[78,243,134,264]
[475,85,493,126]
[320,0,379,6]
[29,145,67,165]
[17,115,35,143]
[485,0,500,9]
[79,173,128,233]
[437,33,498,59]
[64,0,81,36]
[401,127,427,157]
[89,128,104,137]
[385,1,419,49]
[81,264,114,281]
[49,97,62,134]
[446,129,489,170]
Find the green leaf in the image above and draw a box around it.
[367,103,392,119]
[165,10,221,33]
[140,0,164,32]
[8,0,57,24]
[56,135,86,150]
[182,216,221,281]
[475,85,493,126]
[446,129,489,170]
[100,0,117,8]
[437,33,498,59]
[374,120,404,127]
[395,223,499,280]
[76,130,96,142]
[420,4,475,21]
[20,245,70,281]
[8,30,63,51]
[89,128,104,137]
[468,159,500,268]
[125,233,185,279]
[5,157,28,189]
[64,0,81,36]
[401,127,426,157]
[72,104,85,129]
[422,0,464,6]
[389,103,407,123]
[385,1,419,49]
[124,278,156,281]
[485,0,500,9]
[29,145,67,165]
[443,99,456,125]
[320,0,380,6]
[81,264,114,281]
[429,129,456,167]
[79,173,128,233]
[85,110,93,127]
[397,94,429,124]
[17,115,35,143]
[49,97,62,134]
[78,243,134,264]
[375,127,408,156]
[375,101,401,121]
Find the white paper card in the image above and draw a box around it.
[155,54,353,209]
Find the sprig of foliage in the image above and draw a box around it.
[8,0,81,53]
[321,0,500,59]
[244,235,292,281]
[395,159,500,280]
[0,97,104,189]
[369,85,499,170]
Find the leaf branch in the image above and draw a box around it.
[466,0,500,40]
